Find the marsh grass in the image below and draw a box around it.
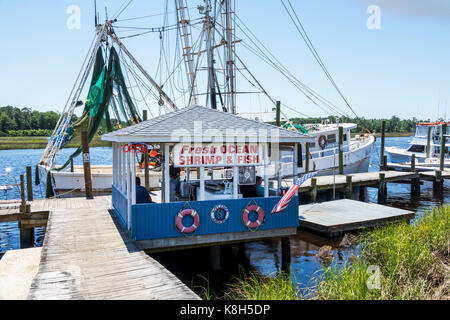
[223,267,301,300]
[315,206,450,300]
[0,135,111,150]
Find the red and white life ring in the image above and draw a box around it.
[175,209,200,234]
[318,135,327,150]
[242,204,265,229]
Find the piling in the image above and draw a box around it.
[209,246,221,271]
[281,237,291,273]
[380,120,386,170]
[427,126,431,158]
[305,142,310,173]
[440,123,447,172]
[434,170,443,192]
[345,175,353,199]
[310,177,317,203]
[81,131,93,200]
[276,101,281,127]
[359,186,366,201]
[338,126,344,175]
[19,174,33,248]
[378,172,386,204]
[70,159,74,173]
[410,154,420,195]
[143,110,148,121]
[26,166,33,201]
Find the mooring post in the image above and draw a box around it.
[378,172,386,204]
[345,175,353,199]
[305,142,310,173]
[427,126,431,158]
[26,166,33,202]
[281,237,291,273]
[144,151,150,191]
[143,110,148,121]
[440,123,447,172]
[310,177,317,203]
[410,154,420,195]
[434,170,443,192]
[338,126,344,175]
[81,131,93,200]
[380,120,386,170]
[209,246,221,271]
[19,174,33,248]
[70,159,74,173]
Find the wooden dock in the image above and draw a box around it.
[299,199,415,237]
[1,196,199,300]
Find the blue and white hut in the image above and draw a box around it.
[102,105,313,251]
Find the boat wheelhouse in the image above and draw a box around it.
[386,122,450,165]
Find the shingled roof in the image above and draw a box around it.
[102,105,311,143]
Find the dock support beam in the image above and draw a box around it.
[81,131,93,200]
[440,123,447,172]
[26,166,33,201]
[380,120,386,170]
[345,175,353,199]
[434,170,443,192]
[310,178,317,203]
[378,173,387,204]
[305,142,310,173]
[209,246,221,271]
[281,237,291,273]
[427,126,431,158]
[410,154,420,196]
[19,174,33,248]
[359,186,366,201]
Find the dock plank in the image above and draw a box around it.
[27,196,199,300]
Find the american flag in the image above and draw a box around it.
[271,172,318,214]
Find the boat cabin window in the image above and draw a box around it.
[434,147,450,155]
[416,126,429,137]
[327,134,336,144]
[310,142,316,148]
[407,145,425,153]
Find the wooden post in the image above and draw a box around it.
[26,166,33,201]
[143,110,148,121]
[281,237,291,273]
[380,120,386,170]
[144,151,150,191]
[378,173,386,204]
[410,154,420,195]
[345,175,352,199]
[310,177,317,203]
[434,170,443,192]
[338,126,344,175]
[19,174,33,248]
[276,101,281,127]
[305,142,310,173]
[411,154,416,172]
[440,123,447,172]
[426,126,431,158]
[81,131,93,200]
[70,159,74,173]
[209,246,221,271]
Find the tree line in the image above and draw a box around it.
[290,116,425,133]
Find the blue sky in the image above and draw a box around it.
[1,0,450,120]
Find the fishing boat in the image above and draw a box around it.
[385,122,450,167]
[37,1,375,196]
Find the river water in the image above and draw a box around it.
[0,137,448,297]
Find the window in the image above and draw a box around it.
[327,134,337,144]
[407,145,425,153]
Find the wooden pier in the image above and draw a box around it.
[1,196,199,300]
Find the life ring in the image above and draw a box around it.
[318,135,327,150]
[175,209,200,234]
[242,204,265,229]
[210,205,230,224]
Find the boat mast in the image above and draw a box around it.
[105,22,178,111]
[224,0,236,114]
[175,0,198,105]
[205,0,217,110]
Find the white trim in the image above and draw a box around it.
[264,144,269,198]
[199,167,205,201]
[131,149,136,206]
[164,143,170,203]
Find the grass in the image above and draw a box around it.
[221,206,449,300]
[0,135,111,150]
[315,206,450,300]
[351,132,413,138]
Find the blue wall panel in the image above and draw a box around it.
[112,185,128,229]
[131,196,299,241]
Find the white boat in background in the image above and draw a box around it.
[386,122,450,166]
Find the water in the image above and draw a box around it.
[1,138,448,296]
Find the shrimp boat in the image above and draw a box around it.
[385,122,450,168]
[37,1,374,196]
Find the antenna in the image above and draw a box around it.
[94,0,98,26]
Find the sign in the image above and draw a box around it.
[123,143,148,154]
[82,153,90,163]
[173,144,262,168]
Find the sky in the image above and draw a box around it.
[0,0,450,121]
